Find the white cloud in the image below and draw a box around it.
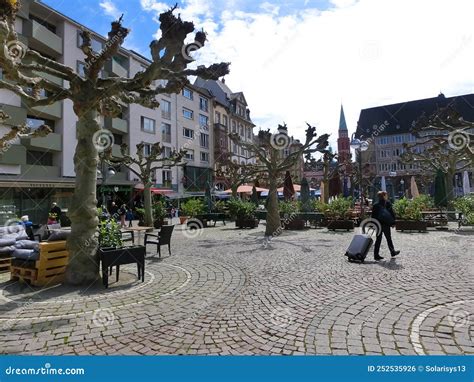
[142,0,474,148]
[99,0,122,19]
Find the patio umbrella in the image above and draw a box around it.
[300,177,311,212]
[205,182,213,213]
[223,185,268,194]
[251,185,259,206]
[463,170,471,196]
[329,172,342,197]
[283,171,295,201]
[434,168,448,207]
[410,176,419,198]
[380,176,387,192]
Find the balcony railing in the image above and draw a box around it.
[161,111,171,120]
[162,133,172,143]
[24,19,63,56]
[22,132,62,152]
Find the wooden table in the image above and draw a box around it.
[122,226,153,245]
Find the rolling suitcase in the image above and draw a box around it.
[344,229,374,263]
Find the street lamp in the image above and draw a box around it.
[350,133,369,217]
[98,158,116,208]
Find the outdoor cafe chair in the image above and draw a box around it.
[144,225,174,258]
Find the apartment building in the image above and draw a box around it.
[355,93,474,198]
[0,0,215,220]
[194,78,255,190]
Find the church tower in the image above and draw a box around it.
[337,105,350,164]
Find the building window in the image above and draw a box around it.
[182,88,193,100]
[143,143,152,157]
[239,124,244,136]
[183,127,194,139]
[247,128,252,139]
[113,133,123,145]
[199,97,208,112]
[26,150,53,166]
[161,122,171,143]
[77,61,86,77]
[26,116,55,132]
[183,108,193,120]
[223,115,228,126]
[77,31,103,52]
[200,133,209,148]
[141,117,156,133]
[29,15,56,33]
[215,111,221,124]
[185,150,194,160]
[199,114,209,128]
[161,100,171,119]
[200,151,209,162]
[162,170,172,188]
[232,120,237,133]
[162,146,172,158]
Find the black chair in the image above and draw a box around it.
[121,230,135,245]
[144,225,174,257]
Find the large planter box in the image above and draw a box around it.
[283,218,306,230]
[395,220,427,232]
[188,218,208,228]
[235,217,259,229]
[98,245,146,288]
[255,210,267,220]
[153,219,169,229]
[327,220,354,231]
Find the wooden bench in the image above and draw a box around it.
[10,241,69,287]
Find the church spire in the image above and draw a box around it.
[339,104,347,131]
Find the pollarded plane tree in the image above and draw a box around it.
[231,124,329,236]
[400,103,473,201]
[0,1,229,285]
[215,153,260,198]
[104,143,186,227]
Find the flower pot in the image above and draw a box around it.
[327,220,354,231]
[395,220,427,232]
[153,219,164,229]
[179,216,188,225]
[235,217,258,229]
[283,218,306,230]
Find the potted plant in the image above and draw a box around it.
[453,195,474,228]
[393,197,427,232]
[97,218,146,288]
[135,208,146,226]
[228,199,258,228]
[152,200,168,229]
[279,200,305,230]
[325,197,354,231]
[181,199,206,226]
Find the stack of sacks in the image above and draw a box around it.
[0,225,39,268]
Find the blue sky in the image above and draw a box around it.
[42,0,474,147]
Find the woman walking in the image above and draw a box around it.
[371,191,400,261]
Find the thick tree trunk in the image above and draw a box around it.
[144,181,154,226]
[445,170,455,203]
[265,176,281,236]
[231,184,238,198]
[65,109,100,285]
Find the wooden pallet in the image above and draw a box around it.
[0,257,12,274]
[10,241,69,287]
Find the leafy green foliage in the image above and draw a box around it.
[227,198,257,219]
[279,200,301,215]
[181,199,205,217]
[325,197,353,220]
[98,219,123,248]
[153,200,167,221]
[412,195,434,210]
[453,195,474,224]
[312,199,328,213]
[213,200,226,213]
[393,198,422,220]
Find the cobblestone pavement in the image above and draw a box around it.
[0,222,473,355]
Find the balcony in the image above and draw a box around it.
[21,132,62,152]
[112,144,123,158]
[104,117,128,134]
[105,58,128,78]
[108,171,128,182]
[20,164,60,179]
[0,145,26,165]
[161,110,171,120]
[23,58,63,86]
[0,104,27,126]
[24,19,63,56]
[23,99,62,119]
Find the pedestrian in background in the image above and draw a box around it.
[371,191,400,261]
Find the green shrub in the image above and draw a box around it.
[312,199,328,213]
[326,197,353,220]
[181,199,205,217]
[413,195,434,210]
[227,198,256,219]
[98,219,123,248]
[153,200,167,221]
[393,197,422,220]
[279,200,300,215]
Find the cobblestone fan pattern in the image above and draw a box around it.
[0,223,473,355]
